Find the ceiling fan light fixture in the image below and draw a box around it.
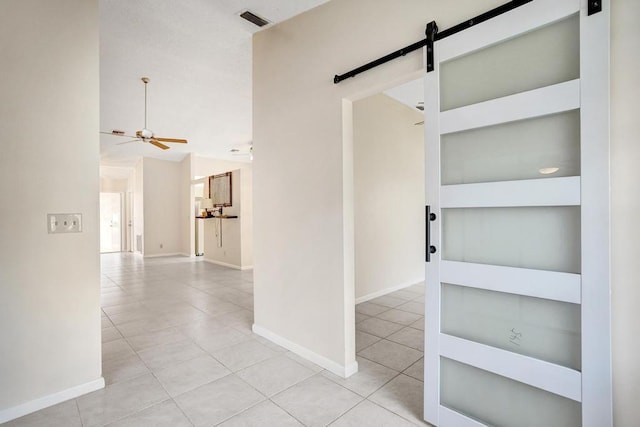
[140,128,153,139]
[101,77,188,151]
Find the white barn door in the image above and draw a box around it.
[424,0,610,425]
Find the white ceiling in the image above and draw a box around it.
[99,0,329,169]
[383,77,424,112]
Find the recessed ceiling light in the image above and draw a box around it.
[539,167,560,175]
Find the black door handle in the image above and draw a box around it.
[426,205,437,262]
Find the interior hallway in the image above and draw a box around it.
[6,254,426,426]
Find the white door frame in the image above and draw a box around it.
[125,191,133,252]
[99,191,124,253]
[190,178,207,256]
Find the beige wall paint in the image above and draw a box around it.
[0,0,102,416]
[180,155,192,255]
[133,160,144,253]
[194,156,252,179]
[240,167,253,267]
[196,157,253,267]
[253,0,503,374]
[99,166,134,193]
[254,0,639,419]
[611,0,640,424]
[142,158,183,256]
[204,169,243,268]
[100,177,128,193]
[354,93,425,300]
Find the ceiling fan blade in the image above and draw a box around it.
[149,139,170,150]
[115,139,139,145]
[154,137,188,144]
[100,131,137,138]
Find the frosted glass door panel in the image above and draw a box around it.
[441,358,581,426]
[442,284,581,370]
[440,15,579,111]
[442,110,580,185]
[442,207,580,273]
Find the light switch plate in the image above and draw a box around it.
[48,213,82,233]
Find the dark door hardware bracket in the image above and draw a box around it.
[332,0,610,83]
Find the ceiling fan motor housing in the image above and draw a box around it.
[140,128,153,139]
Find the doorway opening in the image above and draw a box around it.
[348,76,427,406]
[99,192,124,253]
[193,180,205,256]
[352,80,426,305]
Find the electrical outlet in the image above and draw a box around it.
[48,213,82,234]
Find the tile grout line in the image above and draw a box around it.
[98,255,425,426]
[99,265,289,425]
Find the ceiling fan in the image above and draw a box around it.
[100,77,188,150]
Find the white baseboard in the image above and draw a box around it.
[252,324,358,378]
[143,252,183,258]
[0,377,105,424]
[202,258,242,270]
[355,279,424,305]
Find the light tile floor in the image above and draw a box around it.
[6,254,429,426]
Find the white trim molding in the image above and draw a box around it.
[252,324,358,378]
[202,258,252,270]
[441,176,580,208]
[142,252,183,258]
[441,261,581,304]
[355,280,424,305]
[440,80,580,135]
[440,334,582,402]
[0,377,105,424]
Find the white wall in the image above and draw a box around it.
[240,167,253,267]
[195,157,253,267]
[253,0,495,376]
[180,155,192,256]
[142,157,183,256]
[194,156,252,179]
[0,0,102,421]
[100,177,128,193]
[133,160,144,253]
[611,0,640,424]
[353,93,424,301]
[99,167,134,193]
[203,169,247,268]
[254,0,640,415]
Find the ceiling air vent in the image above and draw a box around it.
[239,10,269,27]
